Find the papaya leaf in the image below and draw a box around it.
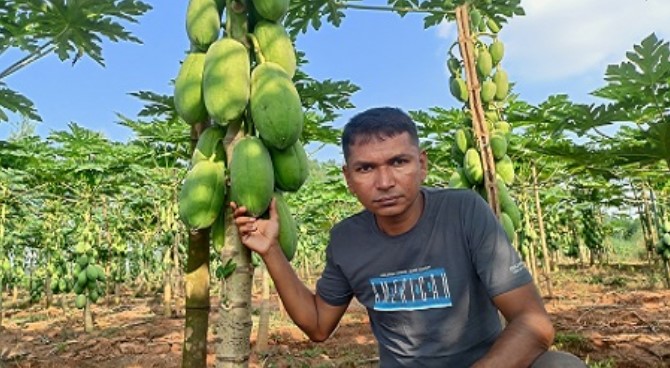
[12,0,152,66]
[285,0,346,37]
[0,84,40,122]
[127,91,178,121]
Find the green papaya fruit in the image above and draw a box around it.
[192,125,227,165]
[250,62,303,150]
[211,209,226,253]
[186,0,221,51]
[503,200,521,230]
[496,155,514,185]
[663,233,670,247]
[470,9,482,29]
[86,264,97,281]
[178,160,227,229]
[663,221,670,233]
[77,270,88,287]
[174,52,208,125]
[463,148,484,185]
[493,68,509,101]
[455,128,472,155]
[254,20,296,78]
[89,289,99,303]
[490,133,508,160]
[273,192,298,261]
[95,265,106,282]
[476,49,493,77]
[489,39,505,66]
[50,278,59,293]
[447,57,461,76]
[203,38,251,124]
[268,140,309,192]
[450,77,469,103]
[230,136,275,217]
[77,255,89,268]
[500,212,515,243]
[487,18,500,33]
[252,0,288,22]
[75,294,87,309]
[485,110,499,122]
[494,121,512,141]
[448,168,471,189]
[480,79,497,103]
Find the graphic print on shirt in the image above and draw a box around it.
[370,266,452,311]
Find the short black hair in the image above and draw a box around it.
[341,107,419,161]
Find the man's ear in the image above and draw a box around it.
[342,164,354,194]
[419,150,428,181]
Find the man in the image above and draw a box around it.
[232,107,586,367]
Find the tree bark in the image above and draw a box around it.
[163,248,173,317]
[84,298,93,333]
[531,163,552,298]
[215,198,254,367]
[256,264,271,353]
[181,227,210,368]
[0,276,4,327]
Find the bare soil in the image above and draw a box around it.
[1,264,669,368]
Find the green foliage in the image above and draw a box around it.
[0,0,151,122]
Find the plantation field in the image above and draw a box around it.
[0,264,669,368]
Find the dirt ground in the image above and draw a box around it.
[1,264,669,368]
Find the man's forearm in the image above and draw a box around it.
[471,314,554,368]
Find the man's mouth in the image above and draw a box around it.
[375,195,400,205]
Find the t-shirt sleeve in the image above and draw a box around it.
[316,236,354,307]
[463,191,532,297]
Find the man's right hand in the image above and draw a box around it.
[230,198,280,256]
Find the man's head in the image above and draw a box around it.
[341,107,420,163]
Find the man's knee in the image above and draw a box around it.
[531,351,587,368]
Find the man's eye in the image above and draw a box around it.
[393,158,408,166]
[356,165,372,172]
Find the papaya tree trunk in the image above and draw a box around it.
[215,204,253,367]
[256,264,271,353]
[45,253,52,309]
[455,4,500,216]
[114,283,121,306]
[214,2,254,367]
[84,298,93,333]
[0,276,4,327]
[182,122,211,368]
[12,284,17,304]
[663,260,670,289]
[163,248,173,317]
[531,163,553,298]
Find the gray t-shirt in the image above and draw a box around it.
[316,187,532,367]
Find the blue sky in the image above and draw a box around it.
[1,0,669,161]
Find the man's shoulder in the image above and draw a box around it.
[330,210,371,236]
[423,186,480,203]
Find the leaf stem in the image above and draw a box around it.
[0,41,56,80]
[332,1,455,15]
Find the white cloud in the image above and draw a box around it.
[433,0,670,83]
[503,0,670,82]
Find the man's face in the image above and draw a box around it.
[343,132,427,219]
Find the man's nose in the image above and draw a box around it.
[376,166,395,189]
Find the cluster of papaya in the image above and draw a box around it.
[449,9,508,105]
[175,0,304,263]
[447,7,520,243]
[72,246,106,309]
[448,119,520,242]
[580,208,604,253]
[656,220,670,261]
[49,262,73,296]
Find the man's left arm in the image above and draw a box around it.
[471,283,555,368]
